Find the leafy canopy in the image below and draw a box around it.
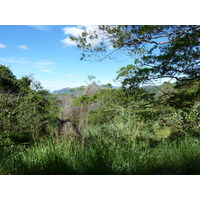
[70,25,200,88]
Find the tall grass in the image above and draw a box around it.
[1,124,200,175]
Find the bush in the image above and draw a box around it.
[0,65,58,145]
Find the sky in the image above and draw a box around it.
[0,25,134,92]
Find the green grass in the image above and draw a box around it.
[1,125,200,175]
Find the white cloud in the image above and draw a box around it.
[61,37,77,46]
[61,25,112,48]
[0,57,57,73]
[18,45,29,50]
[35,60,56,66]
[34,60,57,73]
[63,26,84,37]
[0,43,7,48]
[0,57,32,65]
[64,73,73,77]
[28,25,51,31]
[40,69,51,73]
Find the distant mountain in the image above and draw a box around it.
[52,87,79,95]
[52,85,164,95]
[52,85,120,95]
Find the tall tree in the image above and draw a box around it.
[0,65,32,94]
[0,65,20,93]
[70,25,200,88]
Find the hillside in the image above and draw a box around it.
[52,85,162,95]
[52,87,79,95]
[52,85,120,95]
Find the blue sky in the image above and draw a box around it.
[0,25,133,91]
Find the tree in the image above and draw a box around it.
[0,65,32,94]
[0,65,20,93]
[69,26,200,139]
[0,65,58,145]
[70,25,200,89]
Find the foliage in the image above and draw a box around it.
[0,65,58,146]
[0,26,199,174]
[1,128,200,175]
[71,25,200,108]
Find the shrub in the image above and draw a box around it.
[0,65,58,145]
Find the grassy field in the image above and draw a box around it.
[1,124,200,175]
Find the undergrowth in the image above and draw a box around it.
[1,125,200,175]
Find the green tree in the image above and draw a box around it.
[0,65,32,94]
[70,25,200,109]
[70,25,200,87]
[0,65,20,93]
[0,65,58,146]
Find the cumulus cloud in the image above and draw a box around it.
[61,37,77,46]
[63,26,84,37]
[18,45,29,50]
[0,43,7,48]
[61,25,112,48]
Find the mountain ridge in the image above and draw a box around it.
[51,85,161,95]
[51,85,120,95]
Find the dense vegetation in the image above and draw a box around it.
[0,25,199,174]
